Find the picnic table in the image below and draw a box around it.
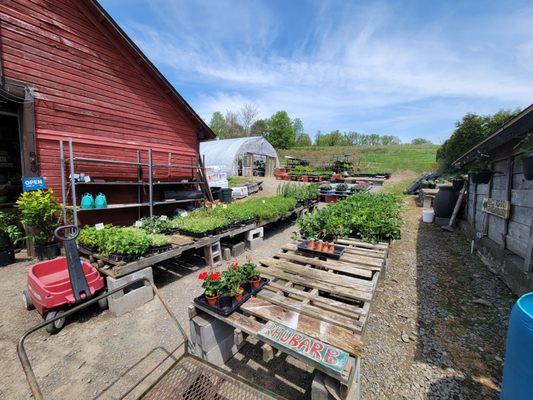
[190,238,389,399]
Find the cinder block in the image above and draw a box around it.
[245,227,264,241]
[203,241,222,267]
[246,236,263,250]
[231,241,246,257]
[311,371,330,400]
[201,332,244,367]
[106,267,154,317]
[190,313,236,351]
[221,246,232,260]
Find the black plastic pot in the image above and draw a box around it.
[220,188,233,203]
[451,179,464,191]
[35,242,60,261]
[434,186,459,218]
[471,170,493,184]
[0,248,15,266]
[523,154,533,181]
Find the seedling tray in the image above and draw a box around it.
[297,241,345,260]
[149,244,172,254]
[193,277,269,316]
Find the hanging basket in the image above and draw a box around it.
[471,169,493,184]
[523,153,533,181]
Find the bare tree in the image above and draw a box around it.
[239,103,259,136]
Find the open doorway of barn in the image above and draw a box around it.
[0,100,22,208]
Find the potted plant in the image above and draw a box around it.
[223,262,244,302]
[449,174,465,190]
[16,189,62,260]
[241,259,260,288]
[470,156,493,184]
[198,270,223,306]
[0,211,23,266]
[335,183,349,194]
[319,183,332,193]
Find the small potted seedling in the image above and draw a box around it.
[198,270,223,306]
[241,258,261,288]
[319,183,333,193]
[223,261,244,302]
[306,237,316,250]
[335,183,349,194]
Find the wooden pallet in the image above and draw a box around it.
[193,239,389,386]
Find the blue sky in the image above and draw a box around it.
[100,0,533,144]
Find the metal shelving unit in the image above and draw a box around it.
[60,138,207,225]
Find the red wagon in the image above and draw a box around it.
[22,226,106,333]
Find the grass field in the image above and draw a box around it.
[278,144,439,173]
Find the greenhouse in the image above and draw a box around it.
[200,137,279,177]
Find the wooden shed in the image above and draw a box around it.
[0,0,215,224]
[454,104,533,295]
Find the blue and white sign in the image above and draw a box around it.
[22,177,46,191]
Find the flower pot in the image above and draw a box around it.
[306,240,315,250]
[249,278,260,289]
[523,154,533,181]
[206,294,220,306]
[234,293,243,302]
[0,248,15,267]
[471,170,492,184]
[35,242,60,261]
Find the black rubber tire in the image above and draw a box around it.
[45,310,66,334]
[22,290,35,311]
[97,296,108,310]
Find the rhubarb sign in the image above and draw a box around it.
[258,321,349,374]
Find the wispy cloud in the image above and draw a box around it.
[108,0,533,142]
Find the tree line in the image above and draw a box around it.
[208,104,432,149]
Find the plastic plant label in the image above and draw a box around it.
[160,215,168,221]
[134,220,143,227]
[212,204,217,209]
[95,223,104,230]
[262,200,266,204]
[179,211,188,217]
[222,204,227,209]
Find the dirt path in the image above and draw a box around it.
[361,196,515,399]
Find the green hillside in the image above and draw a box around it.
[278,144,439,173]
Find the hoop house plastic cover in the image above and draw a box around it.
[200,137,279,177]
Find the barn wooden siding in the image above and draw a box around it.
[466,153,533,267]
[0,0,201,198]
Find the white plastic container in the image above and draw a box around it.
[422,209,435,223]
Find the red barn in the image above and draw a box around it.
[0,0,215,224]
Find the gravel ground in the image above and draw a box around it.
[0,178,516,399]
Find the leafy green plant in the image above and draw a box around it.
[240,261,259,280]
[99,227,151,257]
[297,192,402,243]
[137,216,172,234]
[222,262,244,296]
[277,183,318,202]
[16,189,61,246]
[148,234,171,247]
[335,183,348,192]
[0,211,24,249]
[319,183,332,191]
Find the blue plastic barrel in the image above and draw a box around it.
[501,292,533,399]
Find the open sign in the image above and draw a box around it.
[21,177,46,191]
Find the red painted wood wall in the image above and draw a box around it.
[0,0,206,224]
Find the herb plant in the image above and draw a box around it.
[16,189,61,246]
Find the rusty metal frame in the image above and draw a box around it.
[17,278,188,400]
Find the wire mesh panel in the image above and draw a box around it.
[141,355,279,400]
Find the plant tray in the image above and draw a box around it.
[297,241,345,260]
[108,253,141,263]
[193,277,269,316]
[149,244,172,254]
[78,244,98,254]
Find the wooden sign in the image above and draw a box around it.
[258,321,349,374]
[482,198,510,219]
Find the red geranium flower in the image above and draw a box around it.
[198,271,208,280]
[231,261,239,269]
[211,271,221,280]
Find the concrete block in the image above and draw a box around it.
[311,371,330,400]
[203,241,222,267]
[245,227,264,241]
[200,331,244,367]
[246,236,263,250]
[190,313,236,352]
[230,241,246,257]
[106,267,154,316]
[221,246,232,260]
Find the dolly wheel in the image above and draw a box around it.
[97,296,108,310]
[45,311,66,334]
[22,290,35,311]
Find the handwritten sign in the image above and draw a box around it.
[22,176,46,191]
[482,198,510,219]
[258,321,349,374]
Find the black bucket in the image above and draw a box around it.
[434,186,459,218]
[35,242,60,261]
[220,188,233,203]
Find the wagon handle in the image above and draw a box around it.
[53,225,79,241]
[17,278,189,400]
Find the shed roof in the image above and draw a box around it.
[453,104,533,167]
[88,0,215,140]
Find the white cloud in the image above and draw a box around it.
[119,0,533,141]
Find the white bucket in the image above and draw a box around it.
[422,209,435,223]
